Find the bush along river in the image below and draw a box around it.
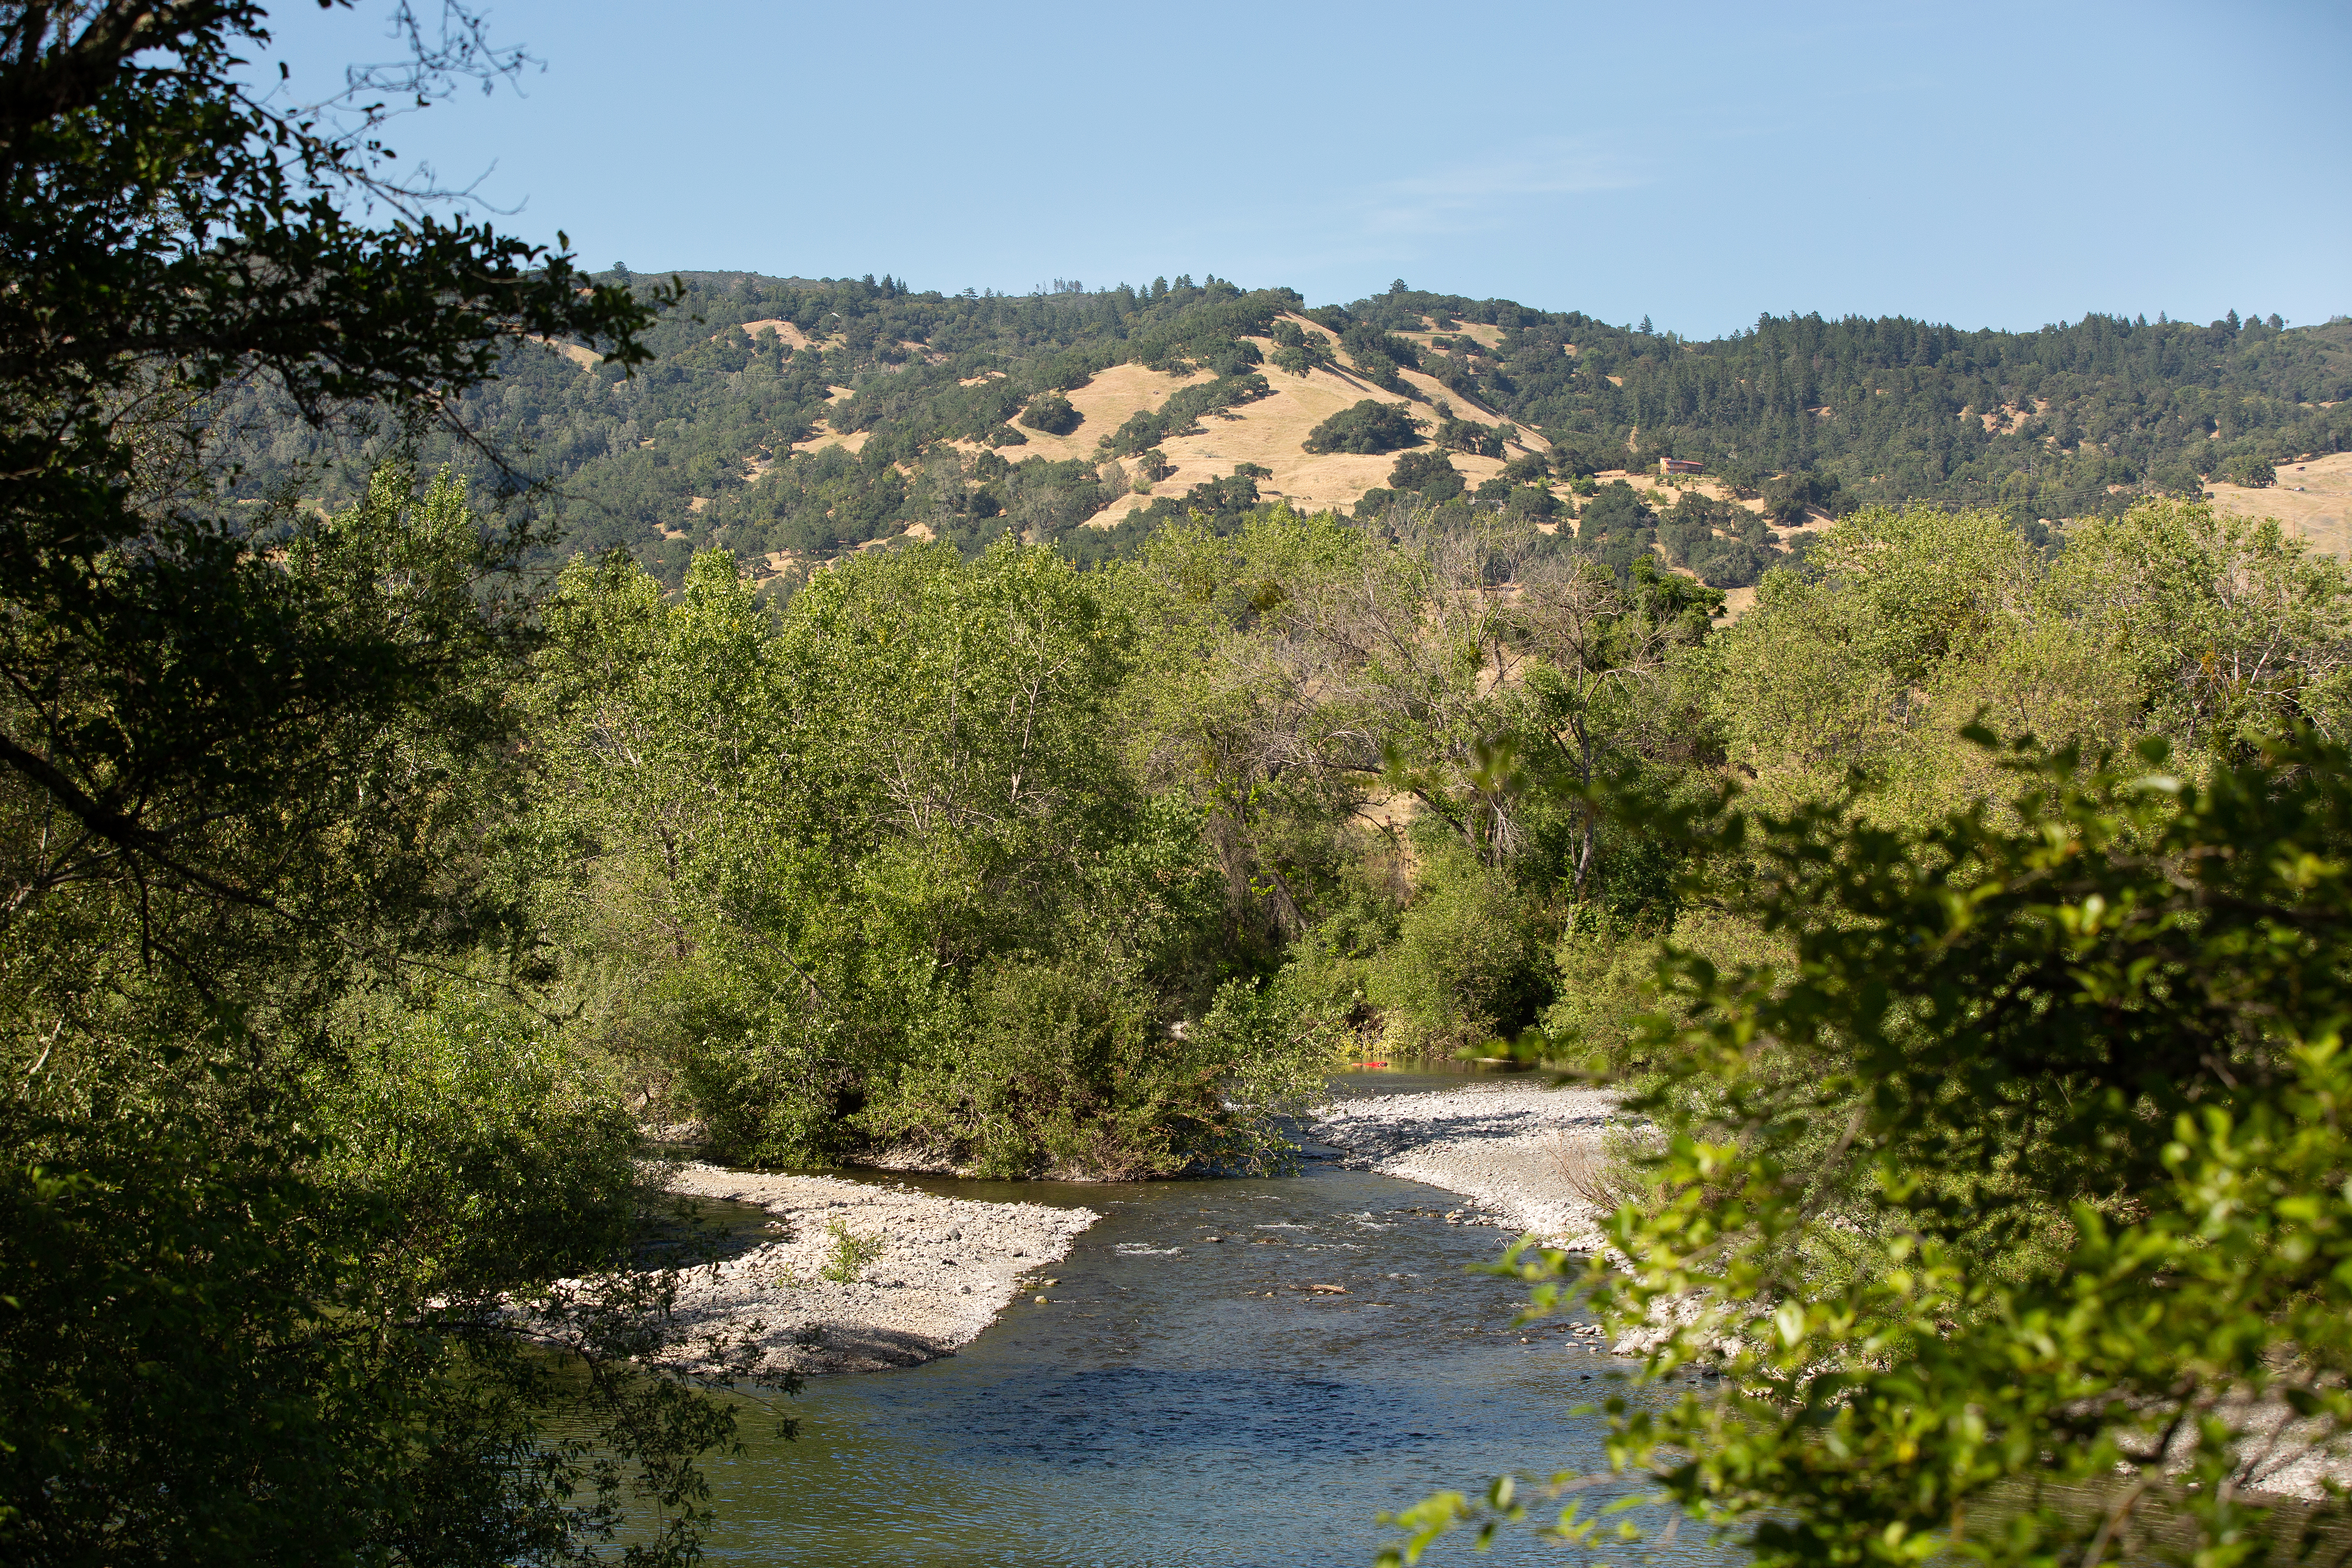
[652,1072,1737,1568]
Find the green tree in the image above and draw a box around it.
[1018,390,1082,435]
[2,465,765,1568]
[2042,497,2352,755]
[0,6,764,1560]
[1390,448,1465,500]
[2219,451,2277,487]
[1392,731,2352,1568]
[525,541,1318,1176]
[1342,322,1420,392]
[1804,504,2034,686]
[1303,399,1423,454]
[1704,500,2352,812]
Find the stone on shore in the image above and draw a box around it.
[1310,1081,1620,1251]
[650,1163,1097,1375]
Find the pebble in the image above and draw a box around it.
[1309,1083,1621,1251]
[650,1161,1098,1376]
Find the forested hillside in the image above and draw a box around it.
[221,269,2352,588]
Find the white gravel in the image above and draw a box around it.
[648,1163,1097,1376]
[1309,1080,1622,1251]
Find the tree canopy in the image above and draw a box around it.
[0,7,758,1563]
[1304,399,1424,455]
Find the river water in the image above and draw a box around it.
[687,1074,1735,1568]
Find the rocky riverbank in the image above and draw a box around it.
[648,1164,1097,1375]
[1308,1080,1622,1252]
[1305,1083,2352,1502]
[635,1082,1613,1380]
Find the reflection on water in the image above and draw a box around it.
[636,1192,782,1268]
[1325,1059,1539,1095]
[692,1137,1732,1567]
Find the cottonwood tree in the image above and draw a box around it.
[1126,507,1717,929]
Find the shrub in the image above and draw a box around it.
[818,1218,884,1283]
[856,956,1313,1180]
[1537,906,1774,1072]
[1303,399,1422,455]
[316,991,640,1292]
[1365,852,1542,1056]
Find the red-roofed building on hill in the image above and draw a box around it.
[1658,457,1705,474]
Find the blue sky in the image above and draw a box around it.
[270,0,2350,339]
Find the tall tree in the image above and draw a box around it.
[0,7,761,1564]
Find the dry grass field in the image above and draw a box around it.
[791,427,869,457]
[2206,450,2352,560]
[1085,313,1552,525]
[1399,319,1506,350]
[737,318,817,350]
[527,336,601,370]
[941,362,1218,467]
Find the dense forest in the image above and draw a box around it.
[216,269,2352,588]
[15,5,2352,1567]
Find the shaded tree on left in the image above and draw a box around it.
[0,5,774,1565]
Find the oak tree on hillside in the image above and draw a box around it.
[1303,399,1423,455]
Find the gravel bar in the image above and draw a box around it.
[652,1163,1098,1376]
[1307,1085,2352,1500]
[1309,1081,1621,1251]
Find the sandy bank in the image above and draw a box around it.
[1309,1080,1620,1251]
[650,1163,1097,1375]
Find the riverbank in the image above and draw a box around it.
[1303,1084,2352,1503]
[1308,1080,1622,1252]
[651,1163,1098,1375]
[638,1080,1615,1378]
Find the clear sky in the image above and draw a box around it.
[270,0,2350,339]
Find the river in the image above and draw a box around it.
[680,1072,1737,1567]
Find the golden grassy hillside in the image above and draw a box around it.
[951,362,1217,465]
[1089,314,1551,524]
[771,309,1841,572]
[2207,450,2352,559]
